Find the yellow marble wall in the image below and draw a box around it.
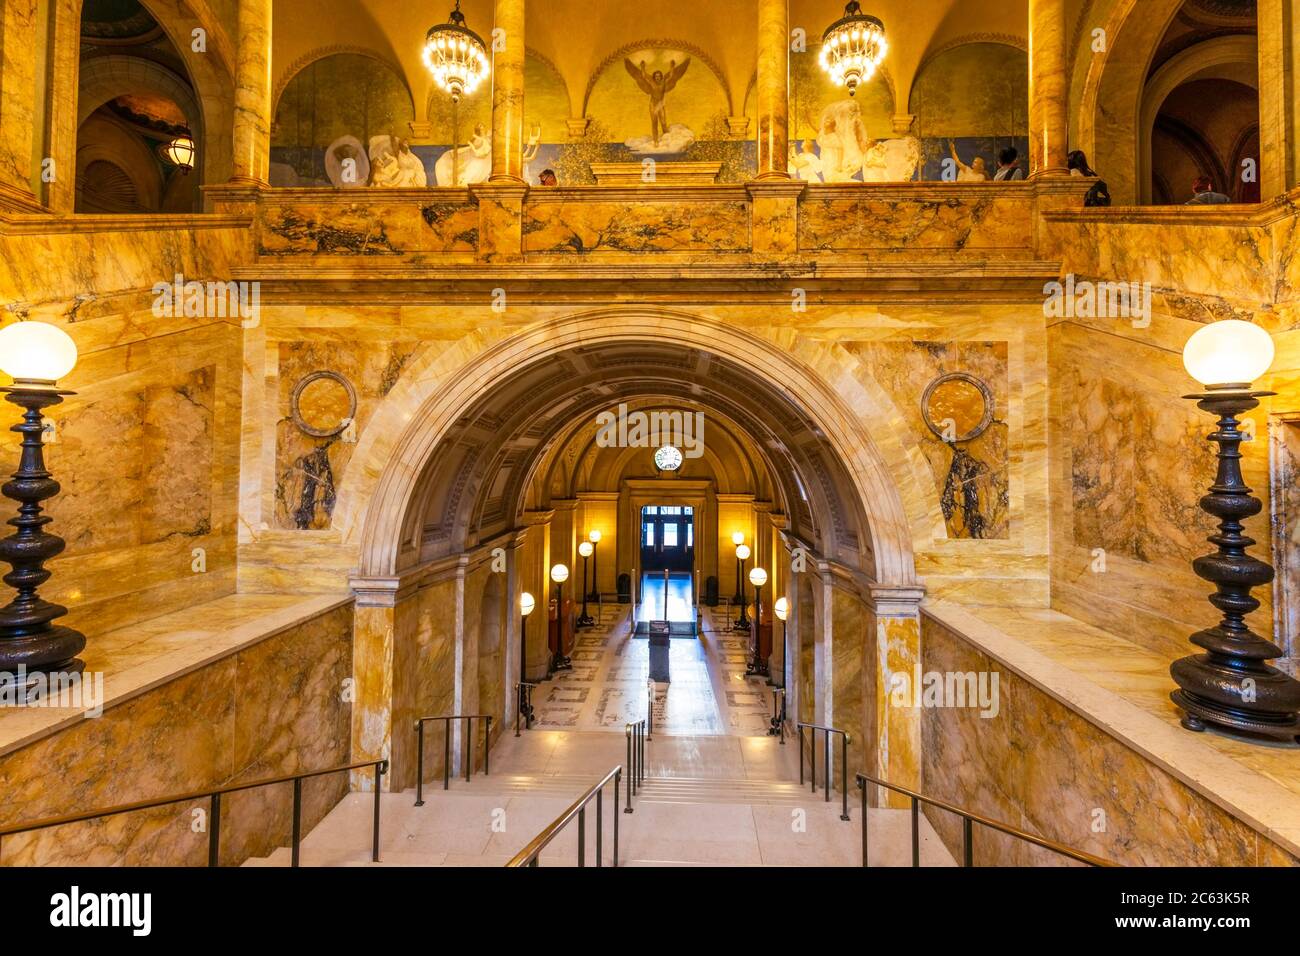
[920,613,1297,865]
[0,602,353,866]
[0,219,251,637]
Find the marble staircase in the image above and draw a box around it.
[242,731,955,867]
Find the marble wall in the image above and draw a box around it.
[920,612,1298,866]
[0,218,251,636]
[0,602,353,866]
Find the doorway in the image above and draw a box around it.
[641,505,694,572]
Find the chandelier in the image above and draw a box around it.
[422,0,489,103]
[819,1,888,96]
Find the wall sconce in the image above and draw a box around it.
[1173,320,1300,741]
[0,322,85,699]
[159,132,196,173]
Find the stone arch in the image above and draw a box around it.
[338,309,923,594]
[76,56,201,130]
[1138,34,1258,202]
[273,45,408,118]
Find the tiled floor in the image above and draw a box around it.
[531,603,776,736]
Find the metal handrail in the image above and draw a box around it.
[0,757,388,867]
[855,772,1114,868]
[414,713,493,806]
[506,765,623,867]
[515,681,538,737]
[624,719,646,813]
[768,687,787,742]
[796,721,851,821]
[646,680,655,737]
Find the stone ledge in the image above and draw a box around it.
[0,591,352,758]
[924,601,1300,857]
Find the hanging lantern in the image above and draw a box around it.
[422,0,490,103]
[819,1,888,96]
[159,132,196,173]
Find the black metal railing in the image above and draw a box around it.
[515,681,537,737]
[768,687,787,742]
[796,721,851,821]
[624,719,646,813]
[855,772,1114,868]
[646,680,655,737]
[414,713,492,806]
[0,758,387,867]
[506,766,623,867]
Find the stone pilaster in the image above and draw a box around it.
[754,0,790,180]
[867,583,926,809]
[490,0,526,183]
[230,0,272,185]
[1028,0,1069,177]
[747,179,804,258]
[471,181,528,261]
[0,0,46,211]
[1259,0,1300,198]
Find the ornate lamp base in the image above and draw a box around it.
[1170,387,1300,744]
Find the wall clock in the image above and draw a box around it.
[654,444,683,472]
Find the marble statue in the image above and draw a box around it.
[624,56,691,147]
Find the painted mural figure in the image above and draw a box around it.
[434,124,493,186]
[788,139,824,182]
[948,140,989,181]
[368,135,427,187]
[817,100,869,181]
[624,56,691,147]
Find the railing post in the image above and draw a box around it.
[291,777,303,868]
[910,796,920,867]
[809,730,816,794]
[465,716,473,782]
[614,770,621,867]
[578,807,586,867]
[839,733,849,821]
[823,731,831,803]
[798,725,804,784]
[208,793,221,867]
[596,788,603,868]
[485,716,492,777]
[373,762,384,863]
[859,778,868,868]
[415,720,426,806]
[963,816,974,867]
[443,720,451,791]
[626,726,633,797]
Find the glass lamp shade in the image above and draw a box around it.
[519,591,536,616]
[731,531,745,546]
[735,544,751,561]
[578,541,594,558]
[422,2,489,103]
[774,596,789,621]
[550,563,569,584]
[819,2,888,96]
[159,133,196,171]
[749,567,768,588]
[0,321,79,383]
[589,529,602,543]
[1182,320,1274,387]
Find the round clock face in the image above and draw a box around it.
[654,444,683,472]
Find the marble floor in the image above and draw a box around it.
[531,603,776,736]
[245,731,955,868]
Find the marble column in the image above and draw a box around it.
[754,0,790,180]
[0,0,46,211]
[1259,0,1300,198]
[230,0,272,185]
[349,577,421,792]
[867,584,926,809]
[1028,0,1069,177]
[489,0,525,184]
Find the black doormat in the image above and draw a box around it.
[633,621,698,638]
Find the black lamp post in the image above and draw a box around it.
[730,531,745,604]
[587,529,601,602]
[746,566,769,677]
[517,591,535,733]
[0,322,85,700]
[550,563,571,672]
[733,544,751,631]
[772,595,789,688]
[1171,321,1300,742]
[577,541,594,627]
